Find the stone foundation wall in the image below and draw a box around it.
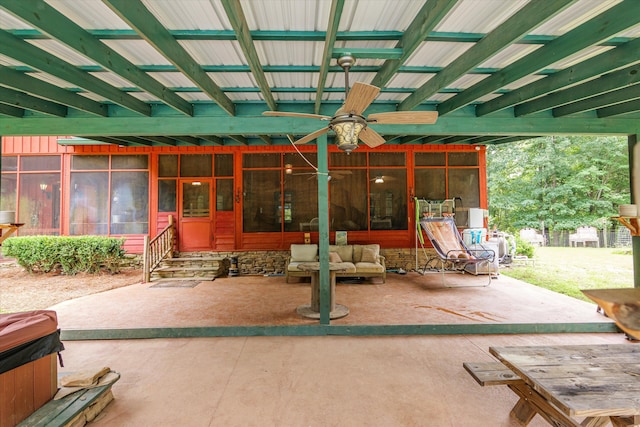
[179,248,436,275]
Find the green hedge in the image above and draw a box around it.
[2,236,126,275]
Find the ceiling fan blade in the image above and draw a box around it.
[358,127,385,148]
[367,111,438,124]
[339,82,380,116]
[263,111,331,120]
[294,127,330,145]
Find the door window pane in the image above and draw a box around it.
[111,172,149,234]
[70,172,108,235]
[181,154,212,177]
[183,181,210,217]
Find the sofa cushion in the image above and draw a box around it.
[354,261,385,274]
[290,244,318,262]
[353,244,380,263]
[361,247,377,263]
[329,252,342,263]
[329,245,353,263]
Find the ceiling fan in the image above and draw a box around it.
[285,164,352,180]
[263,55,438,153]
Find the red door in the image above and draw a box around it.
[178,180,213,251]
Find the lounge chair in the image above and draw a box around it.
[418,217,495,287]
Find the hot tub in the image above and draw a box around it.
[0,310,64,426]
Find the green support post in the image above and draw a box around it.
[316,133,331,324]
[629,135,640,288]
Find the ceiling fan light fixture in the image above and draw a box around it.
[285,163,293,174]
[374,176,384,184]
[331,114,366,154]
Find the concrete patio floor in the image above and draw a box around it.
[49,271,634,426]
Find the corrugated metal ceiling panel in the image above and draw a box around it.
[47,0,129,29]
[102,40,173,66]
[435,0,529,33]
[28,40,98,66]
[342,0,427,31]
[532,0,622,35]
[405,42,475,68]
[142,0,230,30]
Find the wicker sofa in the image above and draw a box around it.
[285,243,386,283]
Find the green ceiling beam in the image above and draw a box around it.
[0,0,191,117]
[553,83,640,117]
[437,0,640,116]
[0,65,108,117]
[1,115,639,136]
[72,136,126,145]
[220,0,276,112]
[0,29,151,116]
[199,135,224,146]
[442,136,471,144]
[226,135,249,145]
[399,0,574,111]
[0,103,24,118]
[331,48,403,60]
[489,136,540,145]
[172,136,200,146]
[370,0,458,88]
[515,64,640,116]
[314,0,345,114]
[478,38,640,116]
[0,86,67,117]
[597,99,640,118]
[10,28,636,46]
[103,0,234,116]
[139,136,177,146]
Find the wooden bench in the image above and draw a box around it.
[19,373,119,427]
[463,362,522,386]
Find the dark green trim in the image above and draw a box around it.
[59,322,619,340]
[0,86,68,117]
[399,0,574,111]
[597,98,640,118]
[220,0,276,111]
[371,0,458,88]
[438,0,640,116]
[553,83,640,117]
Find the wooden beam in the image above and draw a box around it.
[220,0,276,111]
[314,0,345,114]
[0,29,152,116]
[438,0,640,116]
[0,86,68,117]
[477,38,640,116]
[103,0,235,116]
[554,83,640,117]
[399,0,574,111]
[1,0,193,117]
[371,0,459,88]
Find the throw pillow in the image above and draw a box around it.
[329,252,342,263]
[361,247,377,263]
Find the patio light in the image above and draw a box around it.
[330,114,366,154]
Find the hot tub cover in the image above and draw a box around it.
[0,310,64,374]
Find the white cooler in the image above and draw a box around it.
[463,228,487,246]
[464,241,499,276]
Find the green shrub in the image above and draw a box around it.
[2,236,126,275]
[514,235,535,258]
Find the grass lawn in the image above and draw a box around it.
[500,246,634,302]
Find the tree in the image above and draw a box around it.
[487,136,629,233]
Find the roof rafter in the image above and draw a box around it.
[597,98,640,118]
[0,0,194,117]
[0,29,151,116]
[370,0,458,89]
[314,0,345,114]
[103,0,235,116]
[399,0,574,111]
[220,0,276,112]
[553,83,640,117]
[477,37,640,116]
[515,63,640,116]
[0,103,24,118]
[437,0,640,116]
[0,86,67,117]
[0,66,108,117]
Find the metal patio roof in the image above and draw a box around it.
[1,0,640,148]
